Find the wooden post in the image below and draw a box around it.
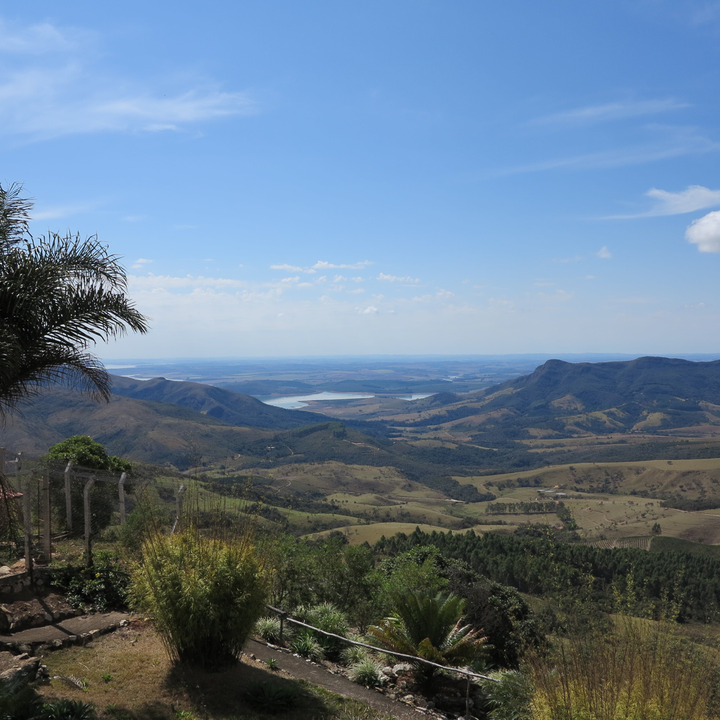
[118,472,127,525]
[64,460,74,532]
[42,473,51,563]
[171,484,186,534]
[0,447,5,475]
[23,471,33,575]
[84,477,96,567]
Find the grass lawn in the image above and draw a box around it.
[39,620,392,720]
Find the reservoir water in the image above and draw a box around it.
[260,391,433,410]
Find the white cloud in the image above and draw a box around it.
[131,258,153,270]
[0,19,257,141]
[271,264,303,272]
[607,185,720,219]
[531,99,689,126]
[280,276,300,283]
[686,211,720,252]
[129,274,248,290]
[313,260,372,270]
[436,289,454,298]
[333,274,346,282]
[351,276,363,282]
[597,246,612,259]
[358,306,378,314]
[378,272,420,283]
[347,288,365,294]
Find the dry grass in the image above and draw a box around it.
[39,621,393,720]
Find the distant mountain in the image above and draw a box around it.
[398,356,720,438]
[109,374,328,430]
[0,389,273,468]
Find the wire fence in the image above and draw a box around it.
[0,447,194,571]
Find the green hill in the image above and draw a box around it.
[109,374,328,430]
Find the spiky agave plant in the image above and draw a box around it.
[367,591,487,686]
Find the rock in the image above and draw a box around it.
[402,694,415,703]
[0,657,39,685]
[0,567,11,576]
[393,662,413,673]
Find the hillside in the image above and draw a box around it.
[0,389,272,468]
[109,374,329,430]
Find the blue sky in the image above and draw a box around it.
[4,1,720,358]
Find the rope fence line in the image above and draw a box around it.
[265,603,499,683]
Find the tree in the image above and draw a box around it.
[0,183,149,417]
[46,435,131,474]
[45,435,131,534]
[367,591,487,686]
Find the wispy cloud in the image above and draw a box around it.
[378,272,420,283]
[314,260,372,270]
[270,264,303,272]
[0,19,258,141]
[33,200,100,220]
[597,246,612,259]
[131,258,153,270]
[606,185,720,219]
[0,18,81,55]
[686,210,720,252]
[530,99,689,126]
[494,127,720,177]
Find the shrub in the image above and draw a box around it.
[130,527,268,668]
[53,551,129,611]
[290,631,325,661]
[255,616,283,644]
[243,682,298,714]
[367,591,487,687]
[340,642,369,666]
[529,618,720,720]
[41,699,97,720]
[481,671,533,720]
[349,658,383,688]
[0,678,43,720]
[294,602,349,658]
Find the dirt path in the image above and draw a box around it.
[247,638,426,719]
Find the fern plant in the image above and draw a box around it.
[367,591,486,686]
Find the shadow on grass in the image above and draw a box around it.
[163,659,332,719]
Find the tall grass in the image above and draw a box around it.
[130,525,268,668]
[528,617,720,720]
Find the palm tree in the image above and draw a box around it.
[0,182,149,417]
[367,591,487,686]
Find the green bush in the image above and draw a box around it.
[41,699,97,720]
[290,631,324,661]
[130,527,268,668]
[243,682,298,714]
[53,551,129,611]
[255,616,283,644]
[294,602,349,658]
[0,678,43,720]
[340,641,369,666]
[349,658,383,688]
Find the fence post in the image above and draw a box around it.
[64,461,74,532]
[23,471,33,575]
[84,477,96,567]
[42,473,51,563]
[0,447,5,475]
[119,472,127,525]
[172,484,186,534]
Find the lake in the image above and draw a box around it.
[259,391,433,409]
